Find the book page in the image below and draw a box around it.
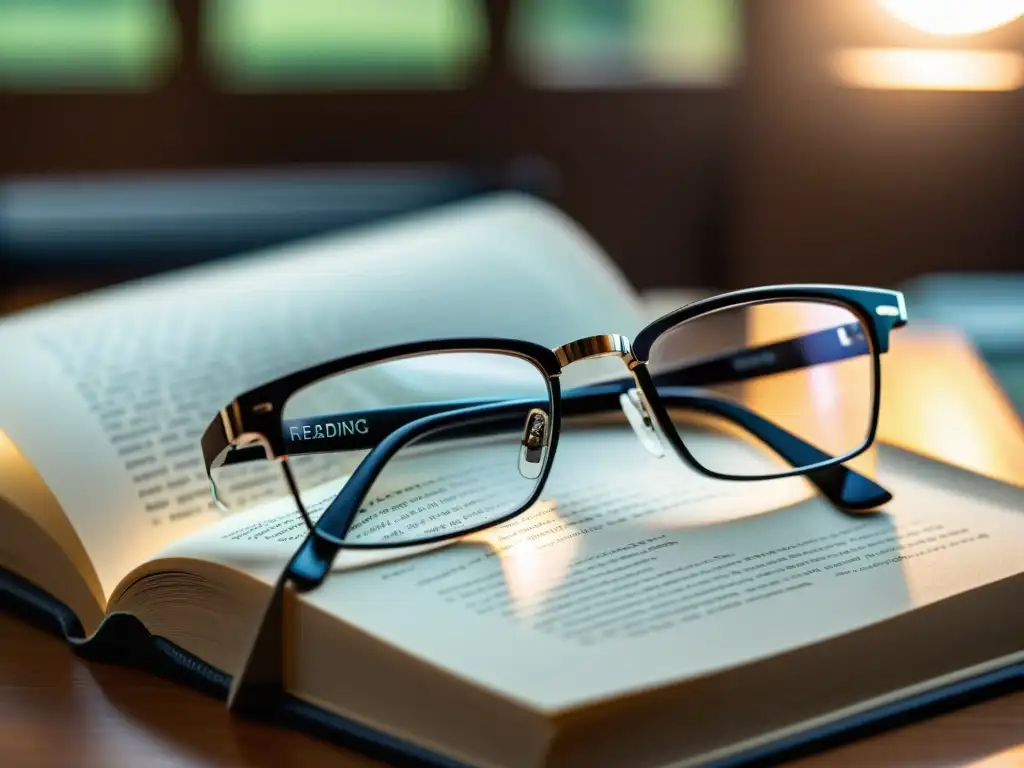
[151,429,1024,711]
[0,194,647,600]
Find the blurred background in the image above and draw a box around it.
[0,0,1021,410]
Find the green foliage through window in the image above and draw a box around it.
[0,0,177,90]
[204,0,487,90]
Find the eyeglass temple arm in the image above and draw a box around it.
[271,380,885,517]
[287,391,887,591]
[287,401,531,589]
[650,321,871,390]
[557,382,889,512]
[220,319,874,446]
[220,381,858,482]
[218,321,871,467]
[212,321,887,498]
[646,386,890,512]
[218,382,887,515]
[202,321,867,483]
[222,319,872,448]
[639,321,891,511]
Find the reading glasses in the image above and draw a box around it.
[201,284,908,592]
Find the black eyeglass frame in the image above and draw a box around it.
[202,283,907,587]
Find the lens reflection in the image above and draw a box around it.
[647,300,875,477]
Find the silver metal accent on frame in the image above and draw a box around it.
[875,305,900,317]
[554,334,636,367]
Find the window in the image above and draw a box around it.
[0,0,177,90]
[204,0,487,90]
[511,0,741,88]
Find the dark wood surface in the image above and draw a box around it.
[0,611,382,768]
[0,611,1020,767]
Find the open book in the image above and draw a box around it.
[0,194,1021,768]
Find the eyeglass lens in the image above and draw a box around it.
[279,351,554,545]
[647,300,875,477]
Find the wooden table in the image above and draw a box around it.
[0,610,1020,768]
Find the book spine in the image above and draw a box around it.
[0,566,84,640]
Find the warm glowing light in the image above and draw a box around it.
[969,744,1024,768]
[463,500,578,619]
[881,0,1024,36]
[878,327,1024,488]
[831,48,1024,91]
[744,301,873,475]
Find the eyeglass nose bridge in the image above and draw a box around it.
[553,334,639,369]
